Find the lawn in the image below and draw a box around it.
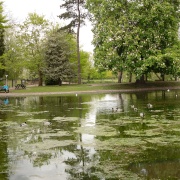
[10,81,180,94]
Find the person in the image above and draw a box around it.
[3,84,9,93]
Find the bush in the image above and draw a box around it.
[45,78,59,85]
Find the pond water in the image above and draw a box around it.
[0,90,180,180]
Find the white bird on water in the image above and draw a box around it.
[43,121,51,126]
[140,168,148,176]
[20,122,27,127]
[147,103,153,109]
[116,107,123,112]
[134,107,138,112]
[140,112,145,118]
[130,105,135,108]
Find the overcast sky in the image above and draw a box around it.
[3,0,94,52]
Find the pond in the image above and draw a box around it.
[0,90,180,180]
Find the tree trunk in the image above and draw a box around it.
[129,73,132,82]
[117,71,123,83]
[59,78,62,86]
[145,74,148,81]
[136,74,145,84]
[77,0,81,84]
[161,73,165,81]
[38,71,43,86]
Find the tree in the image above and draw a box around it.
[43,29,76,85]
[87,0,180,83]
[144,41,180,80]
[3,22,24,81]
[78,50,92,81]
[58,0,89,84]
[17,13,50,86]
[130,0,179,83]
[0,1,8,78]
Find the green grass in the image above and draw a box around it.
[10,81,180,94]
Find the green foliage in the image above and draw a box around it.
[18,13,49,70]
[0,1,8,77]
[58,0,90,84]
[3,23,25,80]
[3,11,93,84]
[43,29,76,84]
[45,78,59,85]
[15,13,50,85]
[144,41,180,78]
[80,50,93,79]
[87,0,180,81]
[58,0,88,32]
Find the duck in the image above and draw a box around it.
[115,107,123,112]
[20,122,27,127]
[134,107,138,112]
[140,168,148,176]
[130,105,135,108]
[43,121,51,126]
[140,112,145,118]
[147,103,153,109]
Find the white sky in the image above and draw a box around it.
[3,0,94,53]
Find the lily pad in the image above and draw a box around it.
[75,125,117,137]
[124,129,163,137]
[22,139,75,153]
[53,116,78,122]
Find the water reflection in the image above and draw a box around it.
[0,97,9,105]
[0,90,180,179]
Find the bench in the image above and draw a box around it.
[0,86,9,93]
[15,84,26,89]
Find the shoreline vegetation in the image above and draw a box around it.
[1,81,180,97]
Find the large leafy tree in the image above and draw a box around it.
[58,0,89,84]
[87,0,180,83]
[3,22,24,81]
[0,1,8,78]
[17,13,50,86]
[144,41,180,80]
[43,29,76,85]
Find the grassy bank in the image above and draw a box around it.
[9,81,180,94]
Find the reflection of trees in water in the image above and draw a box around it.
[29,152,52,167]
[0,101,15,179]
[64,96,102,179]
[128,145,180,179]
[118,93,124,112]
[26,144,101,179]
[64,147,100,179]
[0,99,4,105]
[21,95,101,179]
[0,124,9,179]
[2,92,180,179]
[0,97,9,105]
[16,96,91,118]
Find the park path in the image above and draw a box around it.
[0,86,180,97]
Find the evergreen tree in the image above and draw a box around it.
[43,29,75,85]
